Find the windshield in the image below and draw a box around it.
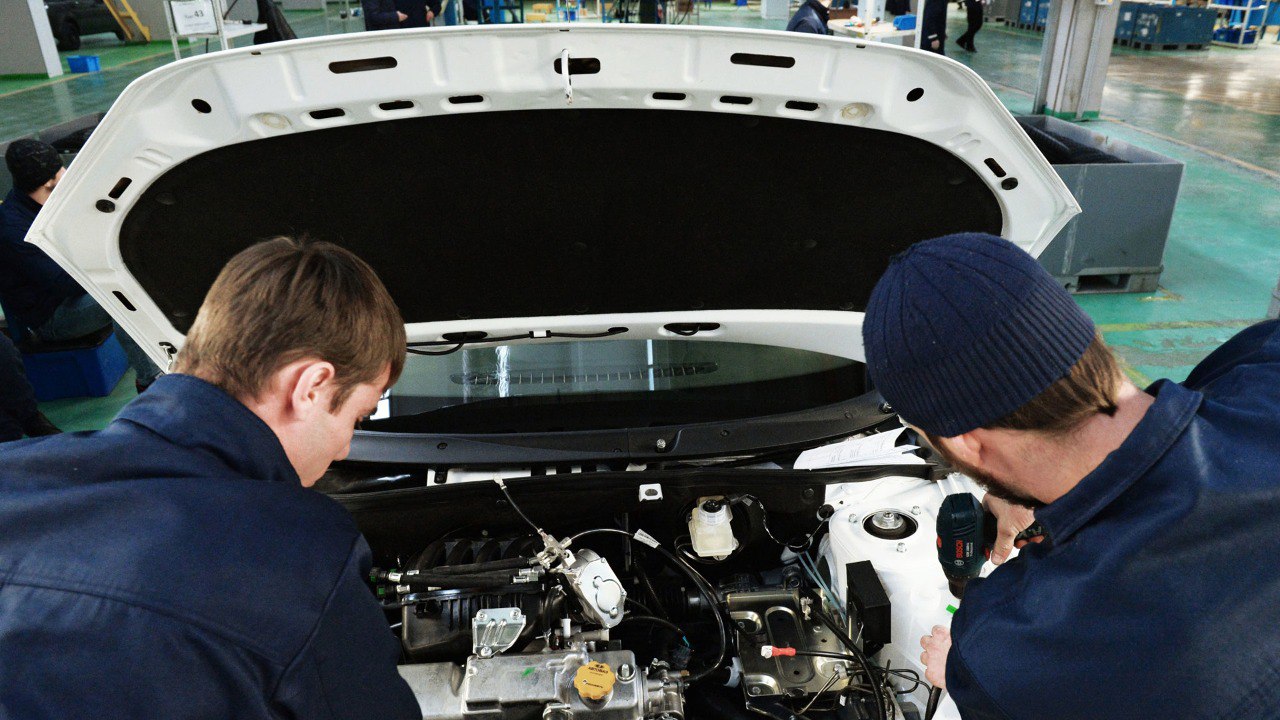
[363,339,865,434]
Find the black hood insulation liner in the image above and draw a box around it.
[121,108,1002,331]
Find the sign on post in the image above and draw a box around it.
[169,0,218,35]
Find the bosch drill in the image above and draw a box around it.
[936,492,1043,599]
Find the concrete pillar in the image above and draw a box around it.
[0,0,63,78]
[1034,0,1121,121]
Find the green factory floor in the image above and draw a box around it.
[2,6,1277,432]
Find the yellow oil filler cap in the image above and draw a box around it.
[573,661,616,702]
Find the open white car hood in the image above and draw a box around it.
[29,25,1078,370]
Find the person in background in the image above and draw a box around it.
[920,0,948,53]
[396,0,441,27]
[0,140,160,393]
[954,0,984,51]
[786,0,832,34]
[0,331,59,442]
[362,0,409,29]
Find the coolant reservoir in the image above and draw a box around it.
[689,497,738,560]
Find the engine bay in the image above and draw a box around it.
[332,425,983,720]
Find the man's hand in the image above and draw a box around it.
[985,495,1042,565]
[396,10,408,20]
[920,626,951,690]
[931,39,941,49]
[426,8,435,21]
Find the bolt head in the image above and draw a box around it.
[911,505,922,516]
[655,438,668,450]
[896,542,907,553]
[749,687,762,696]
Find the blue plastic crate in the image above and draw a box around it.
[1018,0,1037,24]
[1132,7,1162,43]
[1115,1,1143,41]
[1035,0,1050,26]
[893,12,916,28]
[21,331,128,402]
[1214,24,1258,43]
[66,55,101,73]
[1163,6,1215,44]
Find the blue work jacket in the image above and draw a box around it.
[362,0,402,29]
[0,189,85,331]
[0,374,420,720]
[786,0,831,34]
[947,319,1280,719]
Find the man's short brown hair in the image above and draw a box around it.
[174,237,406,409]
[984,331,1124,435]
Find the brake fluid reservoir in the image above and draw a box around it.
[689,497,738,560]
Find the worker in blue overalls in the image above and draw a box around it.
[0,238,420,719]
[863,233,1280,719]
[786,0,832,34]
[920,0,948,53]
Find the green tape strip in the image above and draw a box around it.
[946,604,958,615]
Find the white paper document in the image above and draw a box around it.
[170,0,218,36]
[793,427,928,469]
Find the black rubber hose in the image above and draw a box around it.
[633,561,670,620]
[813,608,886,720]
[619,614,690,640]
[570,527,728,683]
[925,687,942,720]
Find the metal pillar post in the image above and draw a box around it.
[1033,0,1121,120]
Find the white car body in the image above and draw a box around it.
[31,25,1078,720]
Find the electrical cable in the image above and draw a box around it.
[796,671,842,715]
[812,608,887,720]
[624,596,654,616]
[765,649,926,694]
[633,561,670,620]
[732,494,826,552]
[618,614,692,646]
[493,479,546,536]
[795,551,846,624]
[569,527,728,683]
[925,687,943,720]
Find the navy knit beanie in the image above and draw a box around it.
[862,233,1095,437]
[5,139,62,194]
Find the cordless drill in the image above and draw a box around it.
[936,492,1044,599]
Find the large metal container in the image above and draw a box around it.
[1023,115,1185,293]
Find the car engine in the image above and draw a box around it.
[359,479,945,720]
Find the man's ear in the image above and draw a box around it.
[941,430,986,467]
[285,361,337,418]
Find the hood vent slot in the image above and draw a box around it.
[553,57,601,75]
[730,53,795,68]
[329,56,398,74]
